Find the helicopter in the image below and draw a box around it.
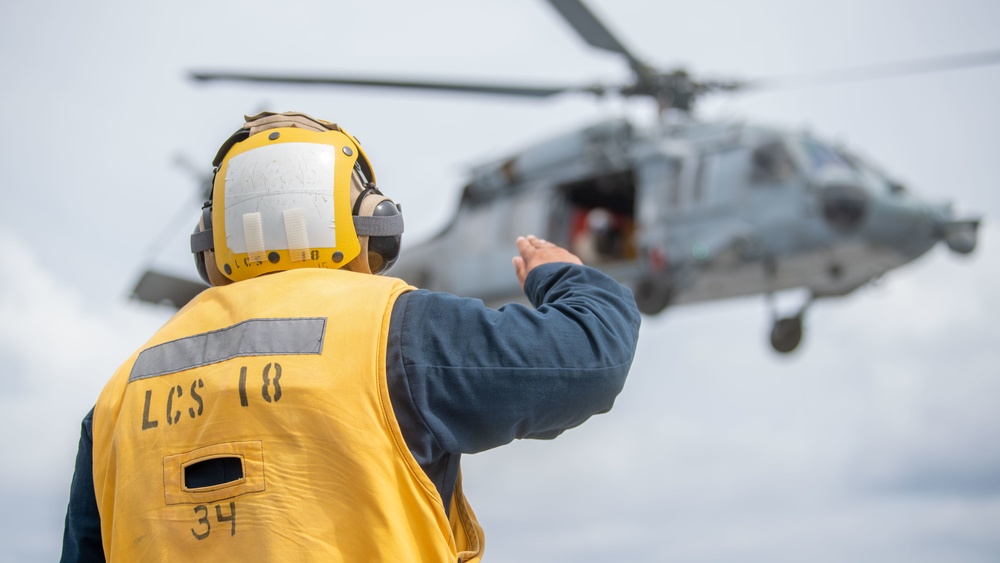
[136,0,989,353]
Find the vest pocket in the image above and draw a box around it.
[163,440,266,505]
[185,456,245,488]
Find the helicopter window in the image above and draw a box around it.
[801,140,853,173]
[750,141,797,184]
[840,150,907,194]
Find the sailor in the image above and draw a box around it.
[61,111,641,562]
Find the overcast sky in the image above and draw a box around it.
[2,0,999,561]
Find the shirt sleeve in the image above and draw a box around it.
[61,408,106,563]
[386,262,640,456]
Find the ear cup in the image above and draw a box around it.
[367,200,402,274]
[190,204,231,287]
[352,188,402,275]
[193,222,211,285]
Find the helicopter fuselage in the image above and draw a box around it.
[392,114,976,344]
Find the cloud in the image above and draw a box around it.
[0,229,171,558]
[829,226,1000,498]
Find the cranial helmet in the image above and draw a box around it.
[191,111,403,286]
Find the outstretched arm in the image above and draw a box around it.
[388,236,640,455]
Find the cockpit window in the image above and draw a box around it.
[839,149,907,194]
[801,139,853,173]
[750,141,797,184]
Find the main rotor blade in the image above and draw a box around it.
[544,0,650,77]
[744,48,1000,91]
[191,71,585,98]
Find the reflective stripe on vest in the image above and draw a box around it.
[130,318,327,381]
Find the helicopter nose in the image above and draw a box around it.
[936,211,980,255]
[909,201,980,255]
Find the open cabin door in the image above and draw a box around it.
[552,169,638,267]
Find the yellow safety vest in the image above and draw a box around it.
[92,268,483,562]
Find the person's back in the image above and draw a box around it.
[62,112,640,562]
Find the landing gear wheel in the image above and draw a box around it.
[770,316,803,354]
[634,275,673,315]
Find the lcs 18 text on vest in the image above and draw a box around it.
[239,363,283,407]
[141,379,205,430]
[139,363,285,432]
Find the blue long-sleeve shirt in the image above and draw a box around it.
[61,263,640,561]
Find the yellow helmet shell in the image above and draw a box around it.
[211,126,371,282]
